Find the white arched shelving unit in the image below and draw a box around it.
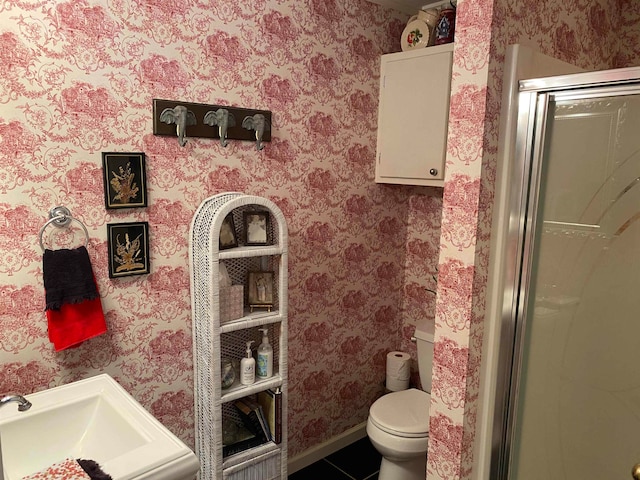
[190,192,288,480]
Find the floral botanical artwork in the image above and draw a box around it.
[111,163,138,202]
[102,152,147,209]
[107,222,150,278]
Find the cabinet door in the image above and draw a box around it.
[375,45,453,186]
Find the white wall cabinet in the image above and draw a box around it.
[375,43,454,187]
[190,192,288,480]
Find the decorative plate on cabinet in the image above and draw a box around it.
[401,18,431,51]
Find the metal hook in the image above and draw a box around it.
[159,105,197,147]
[241,113,269,151]
[203,108,236,147]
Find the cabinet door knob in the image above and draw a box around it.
[429,168,438,176]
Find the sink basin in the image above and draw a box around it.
[0,374,199,480]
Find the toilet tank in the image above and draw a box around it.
[414,319,435,393]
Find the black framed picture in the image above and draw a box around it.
[107,222,150,278]
[102,152,147,209]
[243,211,269,245]
[219,214,238,250]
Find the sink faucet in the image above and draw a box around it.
[0,395,30,480]
[0,395,32,412]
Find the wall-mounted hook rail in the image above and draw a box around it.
[152,99,272,148]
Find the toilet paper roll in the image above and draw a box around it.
[386,351,411,392]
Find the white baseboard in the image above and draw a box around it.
[287,422,368,474]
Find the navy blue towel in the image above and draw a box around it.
[43,246,99,311]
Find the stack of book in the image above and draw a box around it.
[223,389,282,457]
[257,388,282,444]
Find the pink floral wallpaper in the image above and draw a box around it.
[0,0,443,462]
[428,0,640,479]
[2,0,639,478]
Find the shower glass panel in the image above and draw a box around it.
[510,91,640,479]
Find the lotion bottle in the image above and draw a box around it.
[257,328,273,379]
[240,340,255,385]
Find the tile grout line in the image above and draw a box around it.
[323,459,358,480]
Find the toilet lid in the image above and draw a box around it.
[369,389,430,437]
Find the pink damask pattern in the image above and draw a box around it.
[440,174,481,252]
[436,258,475,333]
[618,0,640,67]
[0,360,56,394]
[429,0,638,479]
[0,0,439,462]
[429,412,464,479]
[447,85,488,166]
[2,1,638,478]
[431,336,469,409]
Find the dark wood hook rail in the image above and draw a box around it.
[152,99,272,146]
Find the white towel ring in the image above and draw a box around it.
[39,206,90,253]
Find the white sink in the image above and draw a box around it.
[0,374,199,480]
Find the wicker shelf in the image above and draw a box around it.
[219,245,284,259]
[220,311,284,334]
[220,374,284,404]
[222,443,281,473]
[190,193,288,480]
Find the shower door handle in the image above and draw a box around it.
[631,463,640,479]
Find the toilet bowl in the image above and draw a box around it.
[367,388,430,480]
[367,320,434,480]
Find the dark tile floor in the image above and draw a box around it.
[288,437,381,480]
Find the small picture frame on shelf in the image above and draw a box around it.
[107,222,150,278]
[219,214,238,250]
[243,211,269,246]
[102,152,147,209]
[247,271,273,311]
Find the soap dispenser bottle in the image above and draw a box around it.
[240,340,255,385]
[257,328,273,379]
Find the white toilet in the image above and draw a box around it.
[366,322,434,480]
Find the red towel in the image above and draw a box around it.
[43,247,107,351]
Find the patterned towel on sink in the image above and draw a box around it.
[21,458,91,480]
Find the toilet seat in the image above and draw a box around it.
[369,389,430,438]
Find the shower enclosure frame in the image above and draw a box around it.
[486,65,640,480]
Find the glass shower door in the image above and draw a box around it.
[507,85,640,479]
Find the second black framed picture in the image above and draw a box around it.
[243,211,269,245]
[107,222,150,278]
[247,271,274,307]
[102,152,147,209]
[219,214,238,250]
